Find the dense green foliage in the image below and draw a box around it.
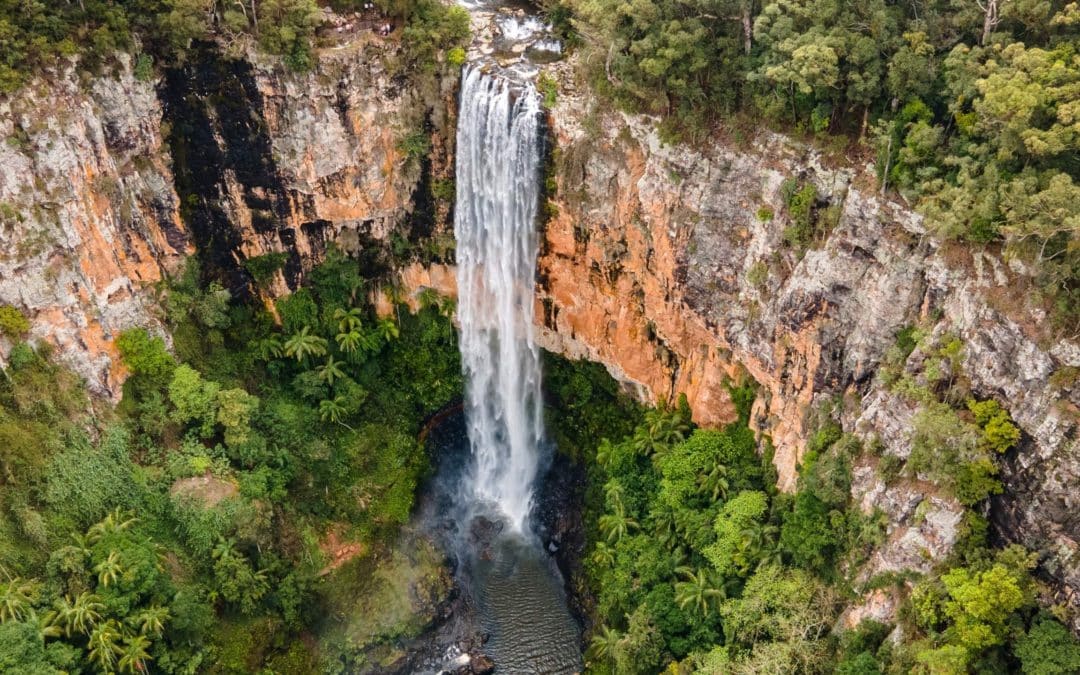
[560,372,1078,673]
[0,0,469,90]
[560,0,1080,333]
[0,248,462,671]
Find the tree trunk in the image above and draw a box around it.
[980,0,999,45]
[742,5,752,55]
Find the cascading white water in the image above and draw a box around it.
[455,65,545,534]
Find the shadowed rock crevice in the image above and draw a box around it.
[160,43,297,296]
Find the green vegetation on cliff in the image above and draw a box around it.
[0,0,469,91]
[556,0,1080,334]
[0,250,462,672]
[548,364,1080,674]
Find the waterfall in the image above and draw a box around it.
[454,65,545,534]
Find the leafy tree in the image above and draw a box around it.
[215,388,259,448]
[283,326,328,364]
[1014,616,1080,675]
[168,364,220,436]
[612,606,664,674]
[0,621,57,674]
[721,564,837,663]
[115,329,176,383]
[704,490,770,577]
[674,566,725,616]
[779,491,841,573]
[0,575,40,623]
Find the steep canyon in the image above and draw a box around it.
[2,27,1078,632]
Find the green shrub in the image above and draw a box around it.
[1015,616,1080,675]
[967,398,1021,455]
[115,329,175,382]
[397,130,431,160]
[133,53,154,81]
[0,305,30,337]
[537,72,558,108]
[746,260,769,289]
[447,46,466,67]
[43,427,142,530]
[243,252,288,287]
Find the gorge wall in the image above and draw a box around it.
[534,68,1080,620]
[2,40,1078,623]
[0,32,453,394]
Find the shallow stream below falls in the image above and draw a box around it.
[415,414,584,675]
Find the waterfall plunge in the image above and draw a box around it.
[455,66,545,535]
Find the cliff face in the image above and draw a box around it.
[0,34,452,395]
[536,73,1080,614]
[0,56,188,393]
[159,37,455,297]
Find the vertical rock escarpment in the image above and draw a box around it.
[1,33,455,395]
[0,56,189,393]
[530,75,1078,619]
[161,39,456,296]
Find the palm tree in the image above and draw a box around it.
[603,480,626,511]
[316,355,346,386]
[0,576,39,623]
[94,552,123,588]
[634,406,692,459]
[376,317,399,342]
[53,592,103,636]
[698,462,730,501]
[585,624,623,665]
[212,538,238,564]
[333,307,364,334]
[739,520,784,571]
[318,397,353,429]
[86,508,137,545]
[651,506,679,547]
[598,505,639,544]
[250,336,283,361]
[674,566,725,616]
[591,543,616,568]
[87,619,123,671]
[595,439,615,470]
[118,633,153,674]
[130,605,169,637]
[33,610,62,641]
[335,329,363,354]
[283,326,328,363]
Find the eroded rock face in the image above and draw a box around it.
[159,38,456,297]
[1,34,454,396]
[530,67,1078,616]
[0,55,188,394]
